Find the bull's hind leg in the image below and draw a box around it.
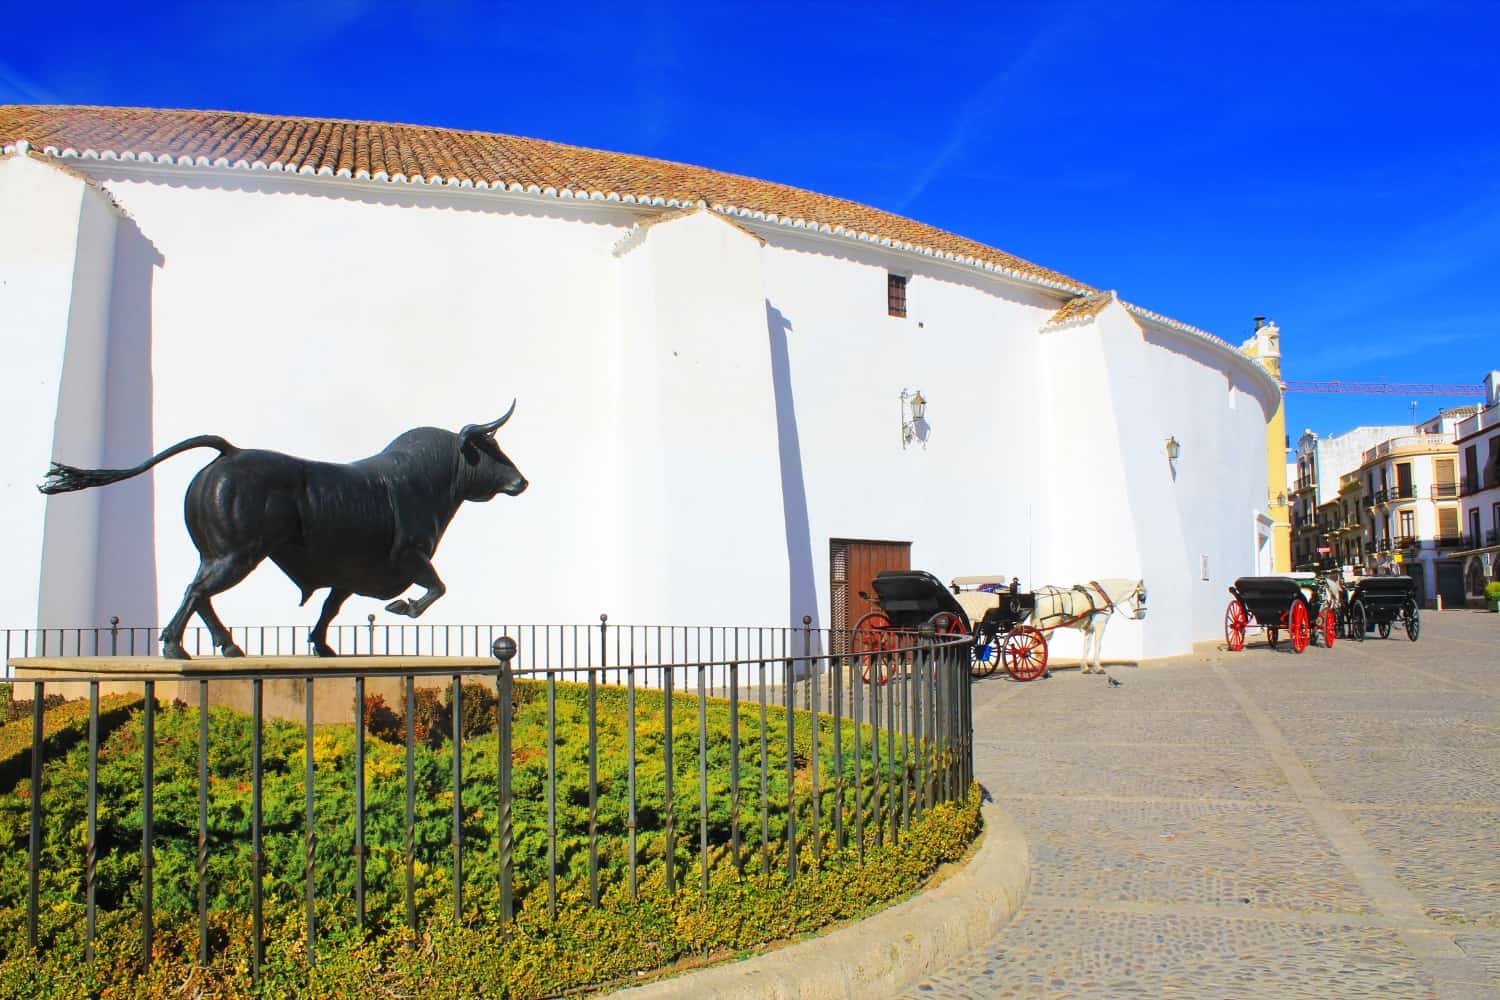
[160,553,260,659]
[309,589,352,657]
[195,601,244,658]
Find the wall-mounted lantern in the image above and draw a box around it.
[901,389,927,449]
[1165,436,1181,462]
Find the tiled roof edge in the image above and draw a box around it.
[2,136,1267,395]
[4,138,1095,297]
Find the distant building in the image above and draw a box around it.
[1290,424,1409,570]
[1350,408,1472,605]
[1455,371,1500,601]
[1291,404,1480,606]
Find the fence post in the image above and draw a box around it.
[27,682,42,951]
[452,672,463,926]
[109,616,119,657]
[590,616,604,907]
[493,637,517,923]
[805,615,821,866]
[142,681,154,972]
[354,675,366,933]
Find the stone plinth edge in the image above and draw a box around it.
[608,796,1029,999]
[9,655,499,675]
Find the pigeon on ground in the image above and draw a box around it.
[1107,675,1122,688]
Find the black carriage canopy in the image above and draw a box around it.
[1229,576,1309,620]
[870,570,971,630]
[1348,575,1419,604]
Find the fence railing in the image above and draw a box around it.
[1,621,975,982]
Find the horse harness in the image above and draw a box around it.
[1033,580,1119,631]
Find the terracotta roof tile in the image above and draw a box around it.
[1044,291,1116,330]
[0,104,1096,291]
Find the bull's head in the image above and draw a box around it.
[458,400,528,500]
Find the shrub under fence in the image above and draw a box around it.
[0,623,975,998]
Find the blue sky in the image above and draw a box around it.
[5,1,1497,440]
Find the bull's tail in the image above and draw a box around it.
[38,435,238,495]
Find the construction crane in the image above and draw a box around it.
[1281,381,1482,396]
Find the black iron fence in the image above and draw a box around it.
[1,620,974,981]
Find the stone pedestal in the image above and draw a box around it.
[8,655,498,724]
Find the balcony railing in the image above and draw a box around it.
[1361,433,1456,464]
[1371,489,1389,505]
[1391,484,1417,500]
[1430,483,1460,499]
[1396,535,1418,549]
[1377,538,1391,552]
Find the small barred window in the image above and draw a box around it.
[887,273,907,318]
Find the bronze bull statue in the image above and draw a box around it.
[39,403,527,659]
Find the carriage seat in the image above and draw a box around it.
[954,590,1001,623]
[950,576,1011,625]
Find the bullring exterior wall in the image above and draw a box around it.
[0,151,1279,660]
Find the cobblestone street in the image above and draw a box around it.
[900,611,1500,999]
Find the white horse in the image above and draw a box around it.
[1029,578,1148,674]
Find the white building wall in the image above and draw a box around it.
[757,234,1053,629]
[0,156,119,629]
[70,169,641,631]
[4,157,1281,659]
[613,211,789,627]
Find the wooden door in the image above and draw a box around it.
[830,539,911,644]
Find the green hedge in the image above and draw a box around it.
[0,683,978,998]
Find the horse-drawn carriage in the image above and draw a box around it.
[1335,575,1421,642]
[851,571,1048,682]
[853,571,1145,682]
[952,576,1049,681]
[851,570,963,683]
[1223,575,1337,652]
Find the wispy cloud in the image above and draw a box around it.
[894,12,1084,212]
[0,57,59,105]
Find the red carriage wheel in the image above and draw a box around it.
[1002,626,1048,681]
[1224,600,1247,651]
[1289,600,1311,653]
[927,611,968,636]
[853,611,894,684]
[1321,609,1336,648]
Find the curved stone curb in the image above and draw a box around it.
[606,798,1029,999]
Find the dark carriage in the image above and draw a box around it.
[852,571,1049,683]
[851,570,970,684]
[1338,575,1421,642]
[951,576,1049,682]
[1224,575,1337,653]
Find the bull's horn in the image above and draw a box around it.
[460,400,516,441]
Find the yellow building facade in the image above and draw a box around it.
[1241,321,1291,572]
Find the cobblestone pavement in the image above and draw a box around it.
[898,611,1500,999]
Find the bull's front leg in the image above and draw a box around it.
[385,550,447,618]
